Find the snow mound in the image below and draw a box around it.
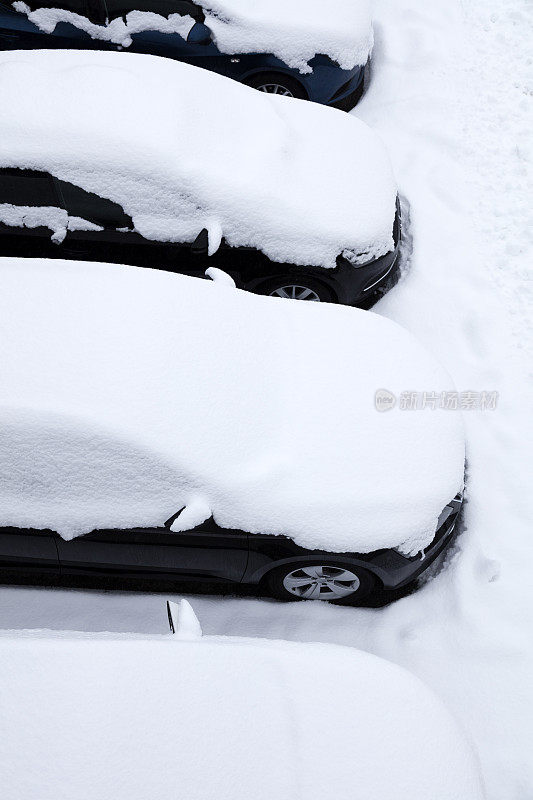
[199,0,374,72]
[0,631,484,800]
[0,257,464,553]
[0,49,397,270]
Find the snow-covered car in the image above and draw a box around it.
[0,614,485,800]
[0,0,372,109]
[0,256,465,603]
[0,49,400,308]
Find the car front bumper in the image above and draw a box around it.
[327,69,365,110]
[364,494,464,590]
[301,58,365,110]
[310,198,402,307]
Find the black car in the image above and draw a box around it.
[0,495,462,603]
[0,167,401,306]
[0,0,366,109]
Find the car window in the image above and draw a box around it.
[104,0,202,21]
[0,168,59,207]
[56,179,133,229]
[23,0,91,13]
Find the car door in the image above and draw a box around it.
[0,528,60,574]
[56,176,137,258]
[107,0,226,72]
[0,0,112,51]
[56,520,249,583]
[56,175,208,276]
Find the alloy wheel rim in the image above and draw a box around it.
[257,83,294,97]
[269,285,321,301]
[282,565,361,600]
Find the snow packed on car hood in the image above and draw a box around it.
[0,627,484,800]
[0,49,397,270]
[198,0,374,72]
[12,0,373,72]
[0,256,464,553]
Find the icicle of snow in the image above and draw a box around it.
[167,599,203,639]
[205,267,236,288]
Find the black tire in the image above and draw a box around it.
[244,72,307,100]
[256,276,336,304]
[265,562,377,605]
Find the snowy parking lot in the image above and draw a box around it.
[0,1,531,799]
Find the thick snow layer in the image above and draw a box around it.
[0,630,484,800]
[199,0,373,72]
[0,49,397,270]
[0,256,464,553]
[13,0,373,72]
[13,2,195,48]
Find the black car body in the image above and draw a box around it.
[0,494,462,603]
[0,0,366,109]
[0,167,401,306]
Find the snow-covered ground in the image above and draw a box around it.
[0,1,531,799]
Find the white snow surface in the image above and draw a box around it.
[0,49,397,270]
[199,0,374,72]
[0,256,464,552]
[13,0,373,72]
[0,629,484,800]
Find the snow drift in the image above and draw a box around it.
[0,256,464,553]
[0,48,397,270]
[0,629,484,800]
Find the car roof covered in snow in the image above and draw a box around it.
[0,49,397,270]
[0,626,484,800]
[0,256,464,553]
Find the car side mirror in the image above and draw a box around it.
[187,22,212,46]
[164,498,211,531]
[191,227,209,255]
[164,507,185,528]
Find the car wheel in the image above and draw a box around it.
[257,277,335,303]
[265,563,377,604]
[244,72,307,100]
